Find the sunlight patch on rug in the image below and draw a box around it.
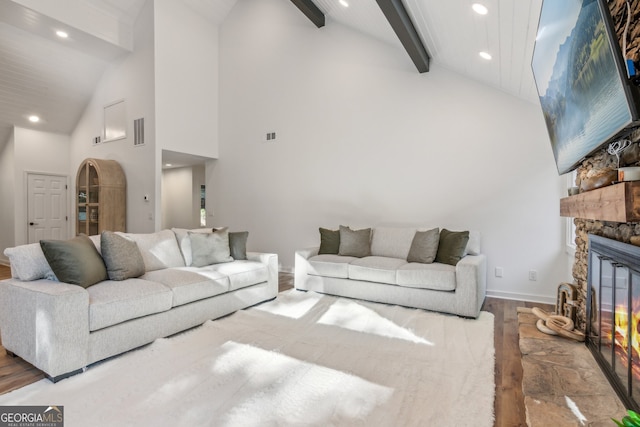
[211,341,393,425]
[317,299,433,345]
[252,290,322,319]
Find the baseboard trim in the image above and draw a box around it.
[486,290,556,305]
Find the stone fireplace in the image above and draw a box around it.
[570,0,640,331]
[586,234,640,411]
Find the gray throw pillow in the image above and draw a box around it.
[190,228,233,267]
[407,228,440,264]
[435,229,470,266]
[338,225,371,258]
[229,231,248,260]
[318,228,340,255]
[40,235,108,288]
[101,231,146,280]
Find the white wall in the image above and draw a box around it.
[161,164,207,229]
[70,0,156,233]
[161,167,194,229]
[0,131,15,264]
[11,127,70,248]
[154,0,219,159]
[214,0,571,303]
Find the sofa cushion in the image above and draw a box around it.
[348,256,408,285]
[40,235,108,288]
[3,243,57,281]
[370,227,417,259]
[205,260,268,291]
[318,228,340,255]
[308,255,357,278]
[229,231,249,260]
[435,229,470,266]
[142,268,229,307]
[396,263,456,291]
[101,231,145,281]
[87,278,173,331]
[172,227,212,266]
[124,230,186,271]
[190,228,233,267]
[338,226,371,258]
[407,228,440,264]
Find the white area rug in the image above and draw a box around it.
[0,290,495,426]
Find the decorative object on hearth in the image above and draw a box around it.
[531,307,584,341]
[556,282,578,323]
[518,283,582,341]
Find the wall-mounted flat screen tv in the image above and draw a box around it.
[532,0,640,175]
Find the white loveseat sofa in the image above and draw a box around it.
[0,228,278,382]
[295,226,486,318]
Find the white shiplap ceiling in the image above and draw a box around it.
[0,0,543,150]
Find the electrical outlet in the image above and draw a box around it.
[529,270,538,281]
[495,267,503,278]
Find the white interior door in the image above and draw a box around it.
[27,173,68,243]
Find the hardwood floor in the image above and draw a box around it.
[0,265,9,281]
[0,266,551,426]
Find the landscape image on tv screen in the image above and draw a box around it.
[532,0,633,175]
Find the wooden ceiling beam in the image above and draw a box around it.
[290,0,325,28]
[375,0,430,73]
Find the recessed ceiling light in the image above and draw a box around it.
[479,51,492,60]
[165,163,172,167]
[339,0,349,7]
[472,3,488,15]
[28,115,40,123]
[55,30,69,39]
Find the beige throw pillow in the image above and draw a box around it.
[407,228,440,264]
[189,228,233,267]
[338,225,371,258]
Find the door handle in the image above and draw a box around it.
[29,222,38,226]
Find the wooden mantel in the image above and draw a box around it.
[560,181,640,222]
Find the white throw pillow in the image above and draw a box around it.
[4,243,57,281]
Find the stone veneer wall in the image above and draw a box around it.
[572,1,640,331]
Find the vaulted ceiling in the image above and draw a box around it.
[0,0,543,149]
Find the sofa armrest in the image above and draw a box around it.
[247,252,278,296]
[294,247,319,290]
[0,278,90,378]
[454,254,487,317]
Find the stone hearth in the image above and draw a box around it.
[518,311,625,426]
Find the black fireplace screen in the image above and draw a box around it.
[587,234,640,411]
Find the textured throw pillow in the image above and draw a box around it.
[3,243,57,281]
[229,231,249,260]
[40,235,108,288]
[435,229,470,266]
[318,228,340,255]
[101,231,146,281]
[407,228,440,264]
[189,228,233,267]
[338,225,371,258]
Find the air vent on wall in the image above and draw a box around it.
[134,118,144,146]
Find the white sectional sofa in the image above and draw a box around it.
[0,228,278,382]
[295,226,486,318]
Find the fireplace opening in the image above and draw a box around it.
[587,234,640,411]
